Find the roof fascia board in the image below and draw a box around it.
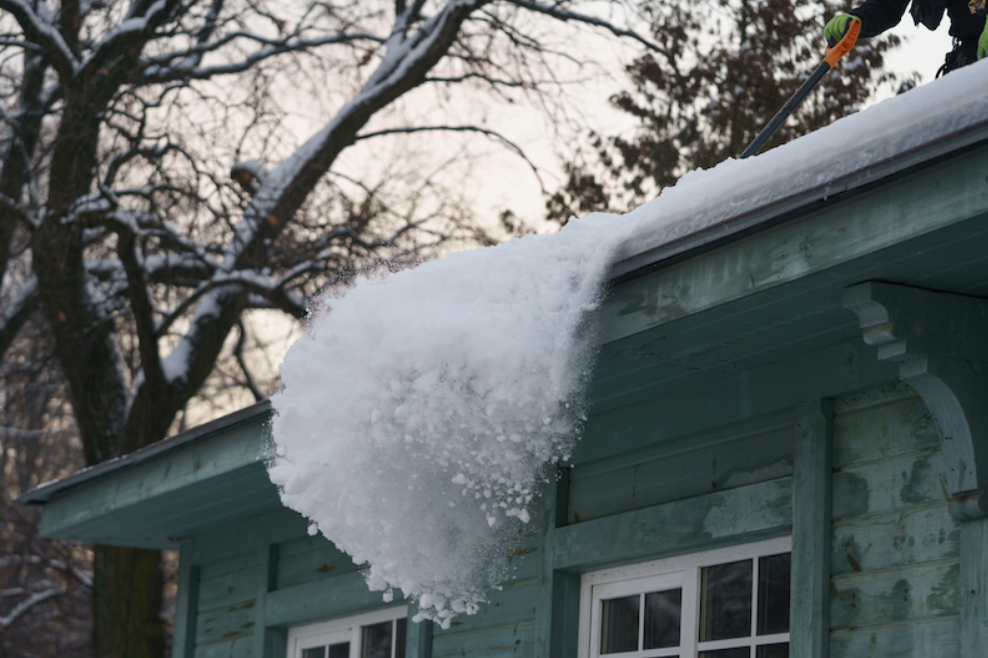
[600,141,988,346]
[18,400,272,505]
[35,415,270,540]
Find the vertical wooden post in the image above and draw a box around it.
[405,603,434,658]
[791,399,833,658]
[961,517,988,657]
[255,543,285,658]
[172,542,200,658]
[534,467,580,658]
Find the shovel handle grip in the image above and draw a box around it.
[823,19,860,67]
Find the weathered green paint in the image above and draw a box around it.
[832,392,939,468]
[832,449,950,521]
[569,422,792,523]
[276,535,358,590]
[844,281,988,516]
[172,543,199,658]
[828,384,961,655]
[553,477,792,570]
[960,517,988,658]
[533,469,579,658]
[791,399,833,658]
[253,544,279,658]
[829,618,960,658]
[192,508,308,565]
[830,561,960,629]
[832,506,960,577]
[405,603,434,658]
[600,148,988,345]
[432,622,535,658]
[38,420,273,544]
[264,571,391,628]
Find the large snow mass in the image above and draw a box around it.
[269,63,988,626]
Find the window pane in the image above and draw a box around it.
[756,643,789,658]
[362,621,393,658]
[699,559,753,642]
[600,594,640,654]
[395,618,407,658]
[328,643,349,658]
[757,553,791,636]
[303,648,326,658]
[643,588,682,649]
[698,648,749,658]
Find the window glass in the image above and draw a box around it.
[757,553,791,636]
[643,588,681,649]
[600,594,639,654]
[303,649,325,658]
[756,643,789,658]
[395,618,407,658]
[699,559,753,642]
[361,620,393,658]
[699,648,749,658]
[328,643,350,658]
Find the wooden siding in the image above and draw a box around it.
[569,411,794,525]
[829,382,961,657]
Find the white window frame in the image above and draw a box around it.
[580,536,791,658]
[287,605,408,658]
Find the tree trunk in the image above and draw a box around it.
[93,545,165,658]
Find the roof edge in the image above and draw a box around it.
[17,399,273,506]
[608,115,988,284]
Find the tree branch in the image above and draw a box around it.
[356,124,545,192]
[507,0,660,52]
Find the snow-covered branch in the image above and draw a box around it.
[0,588,64,629]
[0,0,78,79]
[139,30,384,83]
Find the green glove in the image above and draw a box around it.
[979,21,988,59]
[824,13,861,47]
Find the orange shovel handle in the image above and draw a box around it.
[823,18,860,67]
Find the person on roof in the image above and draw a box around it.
[825,0,988,75]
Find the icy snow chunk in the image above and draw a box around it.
[270,213,619,624]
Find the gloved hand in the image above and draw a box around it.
[824,13,861,47]
[979,21,988,58]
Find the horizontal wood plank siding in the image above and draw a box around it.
[830,383,961,657]
[276,536,359,590]
[432,622,535,658]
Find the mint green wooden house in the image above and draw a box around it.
[20,116,988,658]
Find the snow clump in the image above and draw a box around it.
[269,213,621,627]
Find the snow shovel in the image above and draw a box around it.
[740,20,860,159]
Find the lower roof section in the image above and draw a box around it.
[28,403,279,549]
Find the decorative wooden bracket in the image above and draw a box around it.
[843,281,988,521]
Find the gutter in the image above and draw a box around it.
[16,399,273,506]
[609,118,988,285]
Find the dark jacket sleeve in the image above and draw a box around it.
[849,0,912,36]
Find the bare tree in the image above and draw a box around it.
[0,0,656,656]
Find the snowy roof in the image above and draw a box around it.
[609,62,988,280]
[19,63,988,508]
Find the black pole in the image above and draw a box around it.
[739,61,832,160]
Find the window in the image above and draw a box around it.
[288,606,408,658]
[580,537,791,658]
